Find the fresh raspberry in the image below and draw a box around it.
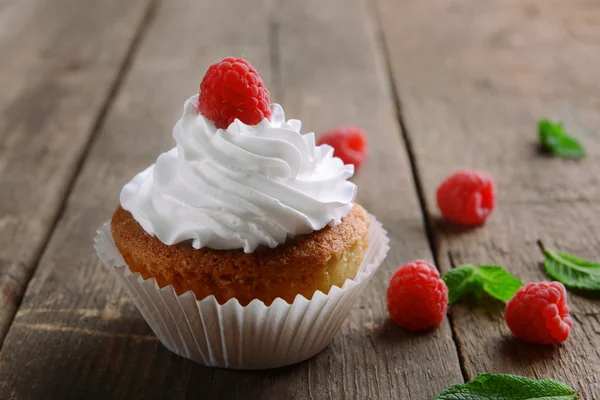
[198,57,271,129]
[504,281,572,344]
[317,126,368,169]
[436,170,495,226]
[387,260,448,331]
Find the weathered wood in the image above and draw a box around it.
[0,0,463,399]
[1,0,273,398]
[0,0,153,344]
[376,0,600,398]
[0,260,28,341]
[211,0,464,398]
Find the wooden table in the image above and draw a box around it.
[0,0,599,398]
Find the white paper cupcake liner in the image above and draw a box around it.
[94,215,389,369]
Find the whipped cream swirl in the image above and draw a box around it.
[121,95,357,253]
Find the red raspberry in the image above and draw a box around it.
[316,126,368,169]
[436,170,495,226]
[198,57,271,129]
[504,281,572,344]
[387,260,448,331]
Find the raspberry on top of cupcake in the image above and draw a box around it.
[198,57,272,129]
[112,57,369,305]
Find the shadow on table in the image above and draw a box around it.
[373,317,441,342]
[570,290,600,301]
[430,215,481,238]
[499,336,561,363]
[151,344,308,398]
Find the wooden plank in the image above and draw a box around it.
[376,0,600,398]
[0,1,463,399]
[210,0,464,399]
[0,0,274,398]
[0,0,153,343]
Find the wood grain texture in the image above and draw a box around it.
[0,260,28,341]
[376,0,600,398]
[210,0,464,398]
[0,0,463,399]
[0,0,153,344]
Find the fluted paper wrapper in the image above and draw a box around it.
[94,215,389,369]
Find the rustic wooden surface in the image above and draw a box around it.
[0,0,598,398]
[0,0,153,343]
[376,0,600,398]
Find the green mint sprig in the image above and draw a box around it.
[442,265,523,304]
[538,241,600,291]
[538,119,585,159]
[434,374,578,399]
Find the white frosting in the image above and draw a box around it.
[120,95,356,253]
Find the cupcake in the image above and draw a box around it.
[95,57,389,369]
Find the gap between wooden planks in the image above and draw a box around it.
[376,0,600,398]
[0,0,154,344]
[0,0,465,399]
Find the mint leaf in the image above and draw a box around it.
[475,265,524,302]
[442,265,522,304]
[556,251,600,269]
[442,265,475,304]
[538,119,585,159]
[435,374,578,399]
[538,241,600,291]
